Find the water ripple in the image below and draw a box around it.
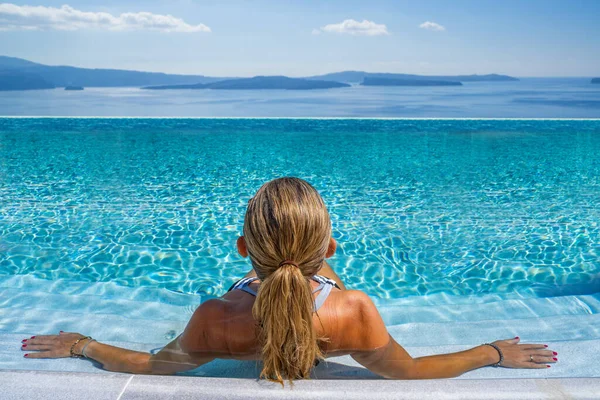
[1,118,599,300]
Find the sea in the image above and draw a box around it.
[0,78,599,118]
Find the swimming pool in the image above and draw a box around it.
[1,118,599,378]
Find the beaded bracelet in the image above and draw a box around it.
[482,343,504,367]
[70,336,92,358]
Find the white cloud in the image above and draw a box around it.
[0,3,211,32]
[315,19,389,36]
[419,21,445,31]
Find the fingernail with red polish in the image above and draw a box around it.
[30,336,36,339]
[515,336,519,339]
[553,358,558,361]
[24,354,29,358]
[21,339,27,343]
[547,365,551,368]
[544,345,548,347]
[22,344,27,348]
[553,351,558,355]
[59,330,64,333]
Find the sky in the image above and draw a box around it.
[0,0,599,77]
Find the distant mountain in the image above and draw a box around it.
[361,77,462,87]
[592,78,600,84]
[0,55,43,69]
[0,56,228,88]
[308,71,519,83]
[144,76,350,90]
[0,70,55,91]
[0,55,519,91]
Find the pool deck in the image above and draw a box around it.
[2,370,599,400]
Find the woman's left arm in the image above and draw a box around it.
[22,332,214,374]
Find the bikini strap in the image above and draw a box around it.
[311,275,338,312]
[230,275,337,312]
[231,276,259,296]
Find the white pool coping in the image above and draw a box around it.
[2,370,599,400]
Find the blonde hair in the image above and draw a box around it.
[243,177,331,385]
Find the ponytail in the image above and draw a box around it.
[243,177,331,385]
[252,263,322,385]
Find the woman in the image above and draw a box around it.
[20,177,557,384]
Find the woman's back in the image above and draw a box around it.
[180,270,377,360]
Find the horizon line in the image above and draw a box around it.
[1,116,599,120]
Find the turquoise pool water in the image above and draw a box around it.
[1,118,599,301]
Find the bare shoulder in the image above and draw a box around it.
[339,290,378,312]
[327,290,390,351]
[180,296,257,356]
[193,298,228,322]
[332,289,379,319]
[179,298,228,352]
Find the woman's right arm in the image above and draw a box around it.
[21,299,222,375]
[348,292,557,379]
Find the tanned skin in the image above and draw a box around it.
[21,237,558,378]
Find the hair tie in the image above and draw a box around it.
[278,259,299,268]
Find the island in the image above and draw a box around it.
[592,78,600,84]
[65,86,84,91]
[144,76,350,90]
[361,77,462,87]
[309,71,518,83]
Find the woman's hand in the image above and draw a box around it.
[490,337,558,368]
[21,331,91,359]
